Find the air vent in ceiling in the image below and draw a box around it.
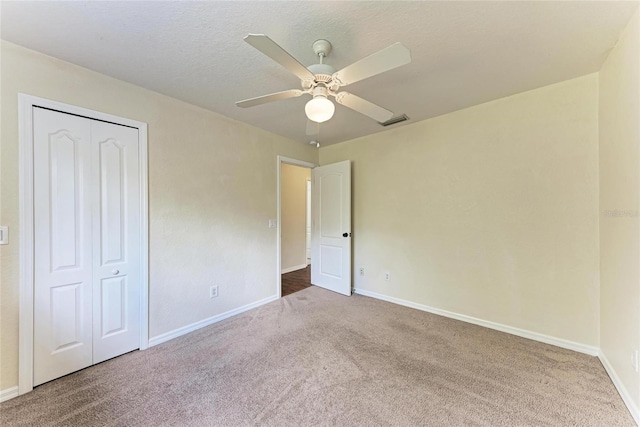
[378,114,409,127]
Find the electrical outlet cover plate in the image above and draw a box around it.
[210,286,219,299]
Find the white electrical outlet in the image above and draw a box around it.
[359,267,365,276]
[385,272,390,281]
[209,285,219,299]
[633,349,639,373]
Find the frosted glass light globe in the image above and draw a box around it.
[305,96,335,123]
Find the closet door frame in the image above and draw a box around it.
[18,94,149,395]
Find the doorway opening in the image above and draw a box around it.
[277,156,316,298]
[277,156,352,298]
[280,163,312,296]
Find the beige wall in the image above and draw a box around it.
[0,41,318,390]
[599,7,640,411]
[281,164,311,272]
[320,74,600,346]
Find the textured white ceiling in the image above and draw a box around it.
[2,1,638,146]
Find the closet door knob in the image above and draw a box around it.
[112,269,119,275]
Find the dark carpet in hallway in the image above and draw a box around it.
[281,264,310,296]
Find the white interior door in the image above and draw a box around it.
[311,160,351,296]
[91,121,141,364]
[33,108,141,385]
[34,108,93,386]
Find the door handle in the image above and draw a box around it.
[342,233,351,238]
[111,269,119,275]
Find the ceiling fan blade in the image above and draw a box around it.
[334,92,394,123]
[306,119,319,136]
[332,42,411,86]
[244,34,315,81]
[236,89,304,108]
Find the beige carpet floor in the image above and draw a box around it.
[1,286,635,426]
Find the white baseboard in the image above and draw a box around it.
[148,295,279,347]
[281,264,307,274]
[599,352,640,426]
[1,386,19,402]
[354,288,599,356]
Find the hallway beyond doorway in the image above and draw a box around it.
[281,265,311,297]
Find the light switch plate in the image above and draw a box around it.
[0,226,8,245]
[269,219,276,228]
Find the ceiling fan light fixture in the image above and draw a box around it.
[305,95,335,123]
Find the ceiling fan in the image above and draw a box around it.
[236,34,412,124]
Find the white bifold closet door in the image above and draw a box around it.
[33,107,141,386]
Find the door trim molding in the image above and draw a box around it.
[276,156,316,299]
[18,94,149,395]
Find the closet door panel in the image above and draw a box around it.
[33,108,93,386]
[91,120,141,364]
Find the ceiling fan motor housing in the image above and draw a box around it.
[305,63,336,89]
